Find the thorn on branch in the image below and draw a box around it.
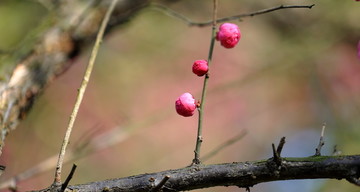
[61,164,77,192]
[150,175,171,192]
[315,123,326,156]
[272,137,286,165]
[276,137,286,155]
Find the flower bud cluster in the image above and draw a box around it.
[176,23,241,117]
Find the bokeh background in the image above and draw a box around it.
[0,0,360,192]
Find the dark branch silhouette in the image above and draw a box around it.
[33,155,360,192]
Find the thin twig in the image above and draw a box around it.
[315,123,326,156]
[53,0,119,185]
[151,3,315,27]
[202,130,247,162]
[192,0,218,165]
[61,164,77,192]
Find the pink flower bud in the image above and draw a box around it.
[192,60,209,76]
[216,23,241,48]
[175,93,196,117]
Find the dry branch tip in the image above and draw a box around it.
[315,123,326,156]
[61,164,77,192]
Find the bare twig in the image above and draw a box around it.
[61,164,77,192]
[201,130,247,162]
[53,0,119,185]
[315,123,326,156]
[151,3,315,27]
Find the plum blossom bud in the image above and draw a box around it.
[175,93,196,117]
[216,23,241,48]
[192,60,209,76]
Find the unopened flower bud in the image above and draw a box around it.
[216,23,241,48]
[192,60,209,76]
[175,93,196,117]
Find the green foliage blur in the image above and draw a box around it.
[0,0,359,192]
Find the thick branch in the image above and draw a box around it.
[33,155,360,192]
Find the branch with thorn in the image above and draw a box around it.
[38,148,360,191]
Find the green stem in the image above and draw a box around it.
[192,0,218,165]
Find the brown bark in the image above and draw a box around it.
[32,155,360,192]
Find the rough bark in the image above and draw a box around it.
[31,155,360,192]
[0,0,150,156]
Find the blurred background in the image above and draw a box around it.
[0,0,359,191]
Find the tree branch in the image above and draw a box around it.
[32,155,360,192]
[151,3,315,27]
